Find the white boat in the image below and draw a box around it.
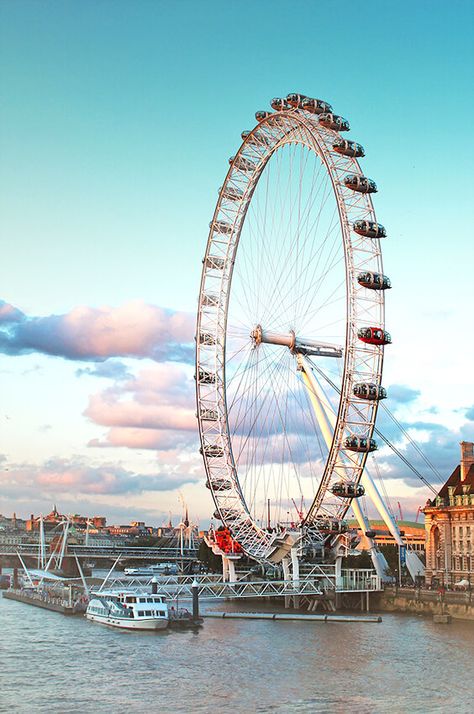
[86,589,169,630]
[124,563,178,577]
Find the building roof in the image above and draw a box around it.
[436,463,474,499]
[348,519,425,534]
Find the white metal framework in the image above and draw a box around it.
[196,94,388,562]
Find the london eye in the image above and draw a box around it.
[196,93,390,563]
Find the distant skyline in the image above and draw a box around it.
[1,0,473,525]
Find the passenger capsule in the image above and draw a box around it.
[357,327,392,346]
[219,508,239,522]
[319,113,350,132]
[229,155,255,172]
[199,408,218,421]
[331,481,365,498]
[333,139,364,157]
[199,332,216,346]
[357,272,391,290]
[206,478,231,491]
[255,110,272,122]
[344,175,377,193]
[301,97,333,114]
[344,436,378,453]
[205,255,225,270]
[210,219,233,235]
[314,517,349,533]
[286,93,308,108]
[220,185,244,202]
[197,369,216,384]
[271,97,290,111]
[200,444,224,458]
[353,220,386,239]
[353,383,387,401]
[201,293,219,307]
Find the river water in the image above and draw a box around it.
[1,595,473,714]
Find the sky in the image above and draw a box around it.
[0,0,473,527]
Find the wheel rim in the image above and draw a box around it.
[196,106,387,561]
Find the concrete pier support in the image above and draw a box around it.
[221,556,236,583]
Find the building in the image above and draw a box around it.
[26,505,107,532]
[423,441,474,587]
[350,520,426,554]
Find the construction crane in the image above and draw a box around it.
[397,501,404,521]
[291,497,305,523]
[415,506,423,523]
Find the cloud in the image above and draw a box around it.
[0,300,24,324]
[84,363,198,451]
[464,405,474,421]
[0,455,199,498]
[387,384,421,404]
[76,360,132,380]
[0,299,194,363]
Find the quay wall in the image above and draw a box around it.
[375,586,474,621]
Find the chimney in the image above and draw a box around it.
[460,441,474,482]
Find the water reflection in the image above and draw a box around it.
[0,599,473,713]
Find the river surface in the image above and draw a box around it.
[1,594,473,714]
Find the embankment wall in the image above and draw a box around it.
[375,586,474,621]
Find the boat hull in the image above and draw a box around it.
[86,613,168,630]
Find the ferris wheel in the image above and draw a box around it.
[196,93,391,563]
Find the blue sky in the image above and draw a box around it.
[0,0,473,525]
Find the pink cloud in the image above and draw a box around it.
[0,300,194,363]
[0,456,198,497]
[85,363,198,451]
[89,428,195,451]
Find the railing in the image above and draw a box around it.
[96,568,382,600]
[0,544,198,559]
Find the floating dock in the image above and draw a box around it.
[204,611,382,623]
[3,590,85,616]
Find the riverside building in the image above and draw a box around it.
[423,441,474,587]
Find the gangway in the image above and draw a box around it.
[93,566,381,602]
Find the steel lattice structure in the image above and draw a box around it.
[196,94,390,563]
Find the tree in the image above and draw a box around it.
[198,540,222,573]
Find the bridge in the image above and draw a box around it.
[96,565,382,609]
[0,543,199,562]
